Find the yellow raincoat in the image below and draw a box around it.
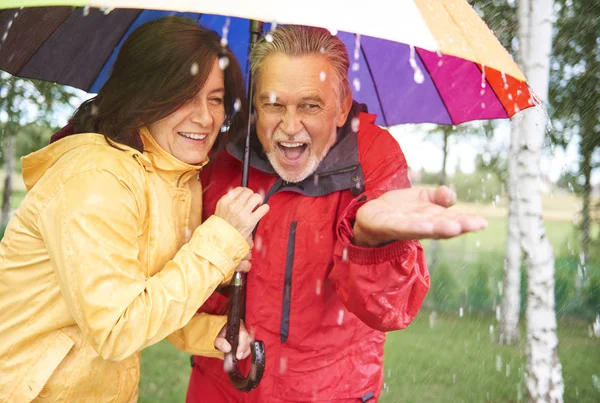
[0,128,249,402]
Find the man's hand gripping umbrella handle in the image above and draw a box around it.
[225,272,265,392]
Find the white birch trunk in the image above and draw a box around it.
[499,122,522,345]
[515,0,564,401]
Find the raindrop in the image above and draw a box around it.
[409,45,424,84]
[313,173,319,186]
[352,77,361,92]
[221,17,231,45]
[481,65,486,88]
[452,374,457,384]
[593,314,600,337]
[481,103,486,109]
[501,71,508,89]
[477,332,481,341]
[341,247,348,261]
[517,89,523,96]
[592,375,600,392]
[489,324,495,335]
[459,307,464,317]
[480,89,486,96]
[265,33,273,42]
[83,5,90,16]
[475,240,481,248]
[268,91,277,103]
[514,105,520,113]
[496,306,501,320]
[100,6,114,15]
[279,356,288,374]
[353,34,361,61]
[429,311,437,328]
[352,62,360,72]
[218,56,229,70]
[91,104,99,116]
[498,281,503,297]
[437,59,444,67]
[319,71,327,82]
[190,62,199,76]
[505,364,511,377]
[328,28,338,36]
[185,228,192,241]
[315,279,322,295]
[508,93,513,101]
[351,117,360,133]
[337,309,344,325]
[255,235,263,252]
[220,38,228,47]
[319,47,326,54]
[234,98,242,113]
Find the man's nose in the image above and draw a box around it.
[280,107,303,134]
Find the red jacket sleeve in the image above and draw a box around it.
[329,125,430,332]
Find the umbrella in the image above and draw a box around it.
[0,0,535,127]
[0,0,536,392]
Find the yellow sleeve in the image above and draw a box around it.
[167,313,227,359]
[38,168,249,361]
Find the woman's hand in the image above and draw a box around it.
[215,187,269,240]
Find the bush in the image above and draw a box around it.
[428,263,460,311]
[467,264,493,311]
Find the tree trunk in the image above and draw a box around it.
[578,130,593,291]
[428,127,451,273]
[499,121,522,345]
[1,134,15,229]
[516,0,564,401]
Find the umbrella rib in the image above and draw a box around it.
[88,8,145,92]
[360,42,388,126]
[474,63,509,118]
[414,48,453,125]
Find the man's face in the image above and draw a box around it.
[254,53,351,183]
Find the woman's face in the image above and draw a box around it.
[148,59,226,165]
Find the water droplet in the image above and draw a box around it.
[352,77,361,92]
[437,60,444,67]
[429,311,437,328]
[190,62,199,76]
[83,5,90,16]
[452,373,457,384]
[496,355,502,372]
[476,240,481,247]
[218,56,229,70]
[489,325,495,335]
[505,364,511,377]
[481,103,486,109]
[477,332,481,341]
[319,71,327,81]
[337,309,344,325]
[279,356,288,374]
[496,306,501,320]
[480,89,486,96]
[315,279,322,295]
[313,173,319,186]
[341,247,348,262]
[351,117,360,133]
[185,228,192,241]
[508,93,513,101]
[319,47,326,54]
[234,98,242,113]
[268,91,277,103]
[220,38,228,47]
[413,70,425,84]
[255,235,263,251]
[459,307,464,317]
[100,6,114,15]
[352,62,360,72]
[517,89,523,96]
[91,104,99,116]
[265,33,273,42]
[328,28,338,36]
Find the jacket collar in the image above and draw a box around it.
[139,127,207,187]
[226,101,369,197]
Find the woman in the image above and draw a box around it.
[0,17,266,402]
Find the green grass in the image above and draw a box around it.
[138,312,600,402]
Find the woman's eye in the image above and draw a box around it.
[210,97,224,104]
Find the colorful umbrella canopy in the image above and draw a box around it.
[0,0,534,126]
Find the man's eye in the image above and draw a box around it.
[303,104,320,110]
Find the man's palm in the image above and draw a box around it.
[354,186,487,246]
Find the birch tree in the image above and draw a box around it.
[514,0,564,400]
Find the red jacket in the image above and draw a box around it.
[189,107,430,402]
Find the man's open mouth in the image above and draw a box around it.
[277,141,308,161]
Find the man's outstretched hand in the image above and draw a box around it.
[353,186,488,247]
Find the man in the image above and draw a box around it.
[184,25,486,402]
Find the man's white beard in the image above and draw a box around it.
[265,128,334,183]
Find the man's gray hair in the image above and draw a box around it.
[250,25,352,102]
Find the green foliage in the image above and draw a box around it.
[448,170,504,203]
[467,263,493,311]
[428,263,460,311]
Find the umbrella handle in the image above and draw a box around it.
[225,272,266,392]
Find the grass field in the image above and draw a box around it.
[138,312,600,402]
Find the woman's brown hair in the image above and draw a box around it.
[69,16,247,154]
